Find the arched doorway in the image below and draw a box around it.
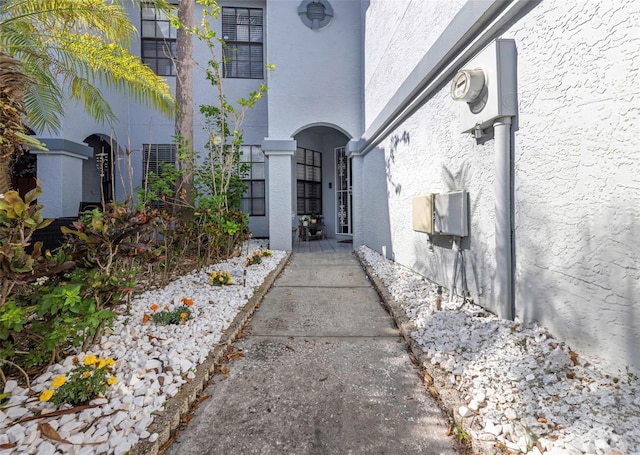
[83,134,114,204]
[293,125,351,240]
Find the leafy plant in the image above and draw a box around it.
[39,355,117,407]
[0,186,74,307]
[455,422,471,445]
[61,203,151,349]
[151,305,192,325]
[246,249,272,267]
[210,270,232,286]
[143,298,194,326]
[246,253,262,267]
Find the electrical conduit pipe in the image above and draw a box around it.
[494,116,514,320]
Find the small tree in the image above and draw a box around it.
[164,0,271,260]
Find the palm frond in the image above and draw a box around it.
[54,31,176,116]
[1,0,136,46]
[0,0,176,132]
[69,76,116,126]
[22,66,64,133]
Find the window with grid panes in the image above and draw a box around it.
[239,146,266,216]
[222,7,264,79]
[296,147,322,215]
[141,3,177,76]
[142,144,176,209]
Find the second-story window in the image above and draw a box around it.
[222,7,264,79]
[141,3,177,76]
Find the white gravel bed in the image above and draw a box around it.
[0,240,286,455]
[358,245,640,455]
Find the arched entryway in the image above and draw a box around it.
[293,125,351,240]
[83,134,115,204]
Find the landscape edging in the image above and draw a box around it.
[354,250,493,455]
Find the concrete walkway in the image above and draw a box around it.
[166,250,457,454]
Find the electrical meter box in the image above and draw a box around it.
[434,190,468,237]
[452,39,517,133]
[412,194,435,234]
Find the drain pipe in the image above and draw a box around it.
[494,117,514,320]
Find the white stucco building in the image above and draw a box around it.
[26,0,639,374]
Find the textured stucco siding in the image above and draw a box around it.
[361,0,640,373]
[363,0,466,127]
[507,0,640,372]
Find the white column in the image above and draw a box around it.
[33,140,92,218]
[346,140,365,248]
[262,139,296,251]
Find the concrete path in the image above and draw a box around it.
[166,250,457,454]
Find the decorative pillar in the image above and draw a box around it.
[32,139,93,218]
[346,139,364,248]
[262,138,296,251]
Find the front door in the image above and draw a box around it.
[335,146,352,235]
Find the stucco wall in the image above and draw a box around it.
[508,0,640,373]
[360,0,640,374]
[265,0,362,139]
[363,0,466,126]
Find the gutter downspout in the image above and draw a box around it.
[494,117,514,320]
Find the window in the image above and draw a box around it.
[240,146,266,216]
[222,7,264,79]
[141,3,177,76]
[296,147,322,215]
[142,144,176,209]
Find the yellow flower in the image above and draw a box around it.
[83,355,97,366]
[51,375,66,389]
[106,358,116,368]
[39,390,54,402]
[82,371,91,379]
[107,377,117,386]
[97,358,107,369]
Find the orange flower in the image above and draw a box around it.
[82,371,91,379]
[180,312,187,319]
[150,304,159,312]
[181,298,194,307]
[142,313,150,323]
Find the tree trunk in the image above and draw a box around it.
[175,0,195,207]
[0,51,36,194]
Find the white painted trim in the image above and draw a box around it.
[31,150,89,161]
